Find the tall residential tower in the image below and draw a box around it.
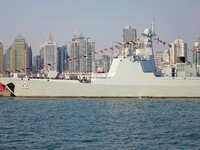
[69,34,95,73]
[169,39,187,65]
[193,36,200,75]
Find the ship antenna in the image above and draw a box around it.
[151,17,156,72]
[152,17,155,36]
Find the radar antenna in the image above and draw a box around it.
[151,17,156,37]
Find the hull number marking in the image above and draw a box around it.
[18,82,29,89]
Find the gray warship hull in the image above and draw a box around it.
[1,20,200,98]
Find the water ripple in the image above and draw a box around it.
[0,97,200,149]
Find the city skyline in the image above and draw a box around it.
[0,0,200,56]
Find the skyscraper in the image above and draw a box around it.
[33,55,41,73]
[10,35,32,74]
[193,36,200,75]
[169,39,187,65]
[122,25,137,42]
[57,45,67,73]
[0,43,3,74]
[69,34,95,73]
[4,47,11,73]
[122,25,137,54]
[40,34,57,71]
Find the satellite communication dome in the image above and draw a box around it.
[144,28,152,35]
[194,42,199,47]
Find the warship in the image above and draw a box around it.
[1,20,200,98]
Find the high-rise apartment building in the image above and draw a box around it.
[69,34,95,73]
[10,34,32,74]
[193,36,200,75]
[0,43,3,74]
[40,34,57,71]
[169,39,187,65]
[193,37,200,63]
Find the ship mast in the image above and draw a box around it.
[151,17,156,37]
[151,17,156,72]
[140,17,157,72]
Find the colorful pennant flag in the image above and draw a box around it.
[131,40,135,44]
[191,49,196,53]
[109,47,114,50]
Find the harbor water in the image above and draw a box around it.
[0,97,200,149]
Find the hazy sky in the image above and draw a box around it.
[0,0,200,56]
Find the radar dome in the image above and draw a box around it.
[144,28,152,35]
